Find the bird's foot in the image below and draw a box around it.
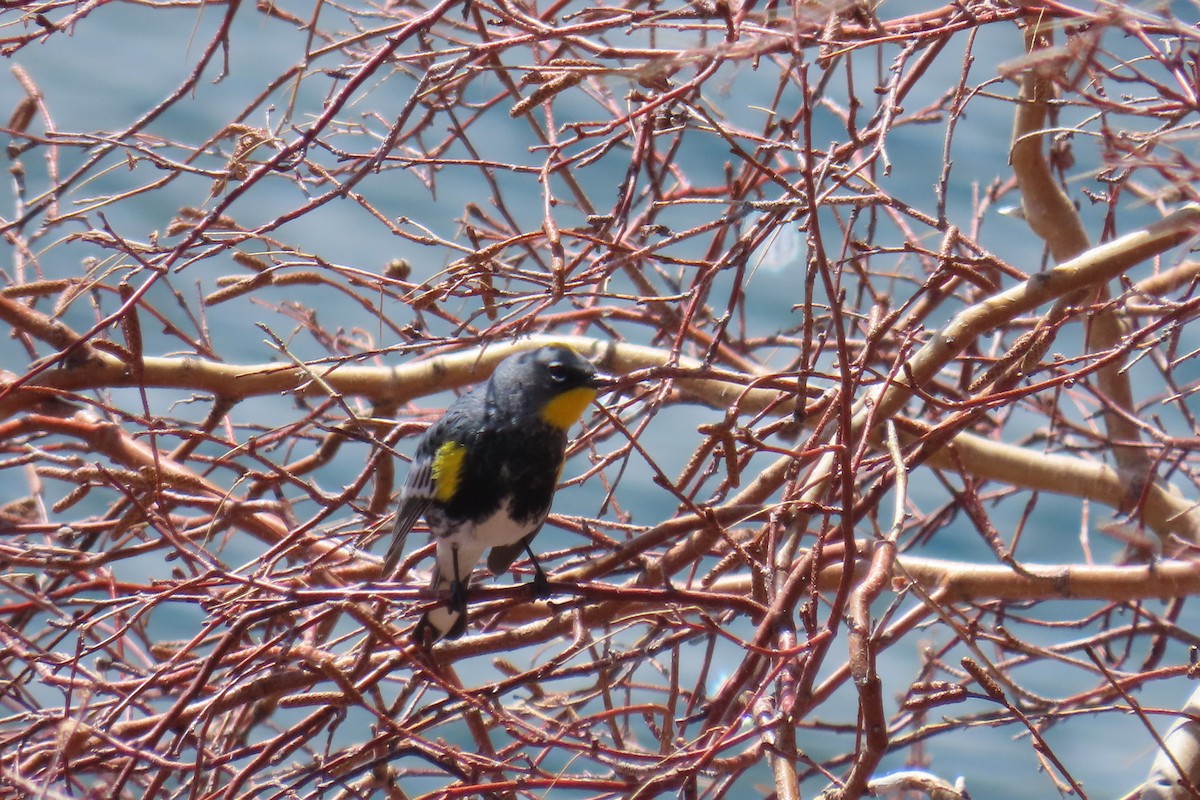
[528,563,551,600]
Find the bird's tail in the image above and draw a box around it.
[413,563,468,645]
[381,533,406,578]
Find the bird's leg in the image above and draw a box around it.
[524,542,550,599]
[448,545,468,614]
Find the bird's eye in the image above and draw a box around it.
[546,361,569,382]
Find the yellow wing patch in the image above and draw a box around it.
[431,441,467,502]
[540,387,598,430]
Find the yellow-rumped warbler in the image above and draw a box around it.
[384,345,606,645]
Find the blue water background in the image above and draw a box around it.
[2,1,1198,796]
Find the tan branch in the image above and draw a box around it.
[1010,14,1153,507]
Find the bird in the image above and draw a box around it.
[383,344,605,645]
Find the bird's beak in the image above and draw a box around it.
[590,372,619,391]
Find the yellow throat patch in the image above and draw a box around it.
[431,441,467,502]
[540,387,598,430]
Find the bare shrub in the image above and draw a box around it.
[2,1,1200,797]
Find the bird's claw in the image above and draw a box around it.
[529,572,551,600]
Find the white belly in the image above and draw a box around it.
[433,501,534,583]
